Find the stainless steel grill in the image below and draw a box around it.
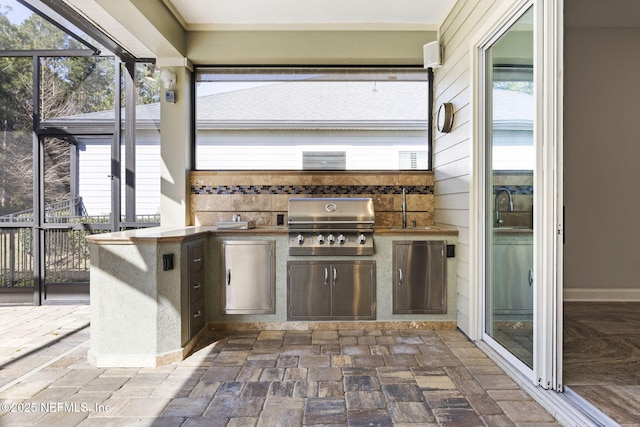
[288,197,374,256]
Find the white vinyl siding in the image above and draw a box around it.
[77,139,112,217]
[434,0,502,337]
[196,130,427,170]
[76,135,160,218]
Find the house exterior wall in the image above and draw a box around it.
[77,134,161,218]
[433,0,503,336]
[161,31,437,226]
[195,129,428,170]
[187,31,437,65]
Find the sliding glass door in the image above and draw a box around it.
[483,5,535,371]
[479,0,563,392]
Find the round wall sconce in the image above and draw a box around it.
[437,102,454,133]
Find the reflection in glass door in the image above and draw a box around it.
[484,6,534,369]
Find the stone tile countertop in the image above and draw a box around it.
[86,225,458,245]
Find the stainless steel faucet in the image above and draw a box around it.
[495,187,513,226]
[402,188,407,228]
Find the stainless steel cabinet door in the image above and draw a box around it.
[393,241,446,314]
[222,240,275,314]
[287,260,376,320]
[288,262,332,318]
[331,261,375,319]
[492,241,533,315]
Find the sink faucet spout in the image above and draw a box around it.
[495,187,513,227]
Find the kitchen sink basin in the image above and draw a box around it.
[497,211,533,228]
[216,221,255,229]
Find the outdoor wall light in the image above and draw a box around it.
[160,69,177,89]
[437,102,454,133]
[160,69,177,103]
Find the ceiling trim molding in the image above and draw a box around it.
[162,0,187,29]
[184,23,440,32]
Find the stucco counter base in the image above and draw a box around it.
[87,229,208,368]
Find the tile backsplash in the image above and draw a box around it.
[190,171,434,227]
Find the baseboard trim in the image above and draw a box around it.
[563,288,640,301]
[206,320,457,332]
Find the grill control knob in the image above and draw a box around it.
[296,234,305,245]
[337,234,346,244]
[317,234,325,244]
[357,234,367,244]
[327,234,336,244]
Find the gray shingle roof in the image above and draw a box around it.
[42,84,532,131]
[196,81,428,123]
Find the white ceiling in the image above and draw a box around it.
[164,0,456,31]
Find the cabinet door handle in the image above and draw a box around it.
[193,283,201,290]
[398,268,404,286]
[193,257,202,263]
[193,310,203,318]
[324,267,329,286]
[528,269,534,286]
[333,267,337,286]
[227,269,231,286]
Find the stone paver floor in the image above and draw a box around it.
[0,305,561,426]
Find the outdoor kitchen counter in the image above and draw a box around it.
[87,225,458,368]
[374,226,459,236]
[85,225,212,244]
[85,225,458,244]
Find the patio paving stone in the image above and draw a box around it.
[0,305,562,426]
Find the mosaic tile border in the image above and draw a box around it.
[191,185,434,195]
[493,185,533,195]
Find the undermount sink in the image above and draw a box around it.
[216,221,256,229]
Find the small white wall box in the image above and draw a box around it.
[165,90,175,103]
[423,41,443,68]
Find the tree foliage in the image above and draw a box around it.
[0,6,158,216]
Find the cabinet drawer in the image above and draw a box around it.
[189,297,205,337]
[190,269,204,303]
[189,242,204,273]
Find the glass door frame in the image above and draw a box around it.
[39,133,115,304]
[472,0,564,391]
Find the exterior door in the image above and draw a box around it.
[478,0,564,391]
[41,135,114,303]
[482,3,536,374]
